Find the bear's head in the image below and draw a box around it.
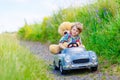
[58,22,74,36]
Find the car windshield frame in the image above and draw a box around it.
[62,47,86,54]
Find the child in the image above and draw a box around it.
[59,22,83,49]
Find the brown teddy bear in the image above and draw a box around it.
[49,22,84,54]
[49,22,74,54]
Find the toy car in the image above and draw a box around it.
[53,43,98,74]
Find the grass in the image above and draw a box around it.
[0,33,53,80]
[17,0,120,75]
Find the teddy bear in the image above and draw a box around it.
[49,22,75,54]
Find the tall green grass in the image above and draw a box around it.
[0,34,53,80]
[18,0,120,64]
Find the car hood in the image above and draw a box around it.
[65,51,89,60]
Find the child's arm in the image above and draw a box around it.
[76,37,85,47]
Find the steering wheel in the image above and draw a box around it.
[67,43,78,48]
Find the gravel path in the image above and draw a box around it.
[19,41,120,80]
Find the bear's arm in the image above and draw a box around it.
[59,33,69,43]
[59,33,69,49]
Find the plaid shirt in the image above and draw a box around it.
[59,33,82,44]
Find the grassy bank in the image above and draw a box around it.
[0,33,53,80]
[18,0,120,65]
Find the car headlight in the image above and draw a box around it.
[64,55,71,63]
[91,55,97,60]
[89,52,97,60]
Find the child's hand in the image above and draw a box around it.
[79,44,85,48]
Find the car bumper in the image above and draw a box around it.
[63,62,98,70]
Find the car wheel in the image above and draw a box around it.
[90,66,98,72]
[53,61,59,70]
[59,62,67,74]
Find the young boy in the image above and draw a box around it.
[59,22,84,49]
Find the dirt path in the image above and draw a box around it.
[19,41,120,80]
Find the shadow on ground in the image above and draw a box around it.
[49,64,92,76]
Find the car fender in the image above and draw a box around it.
[55,54,65,67]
